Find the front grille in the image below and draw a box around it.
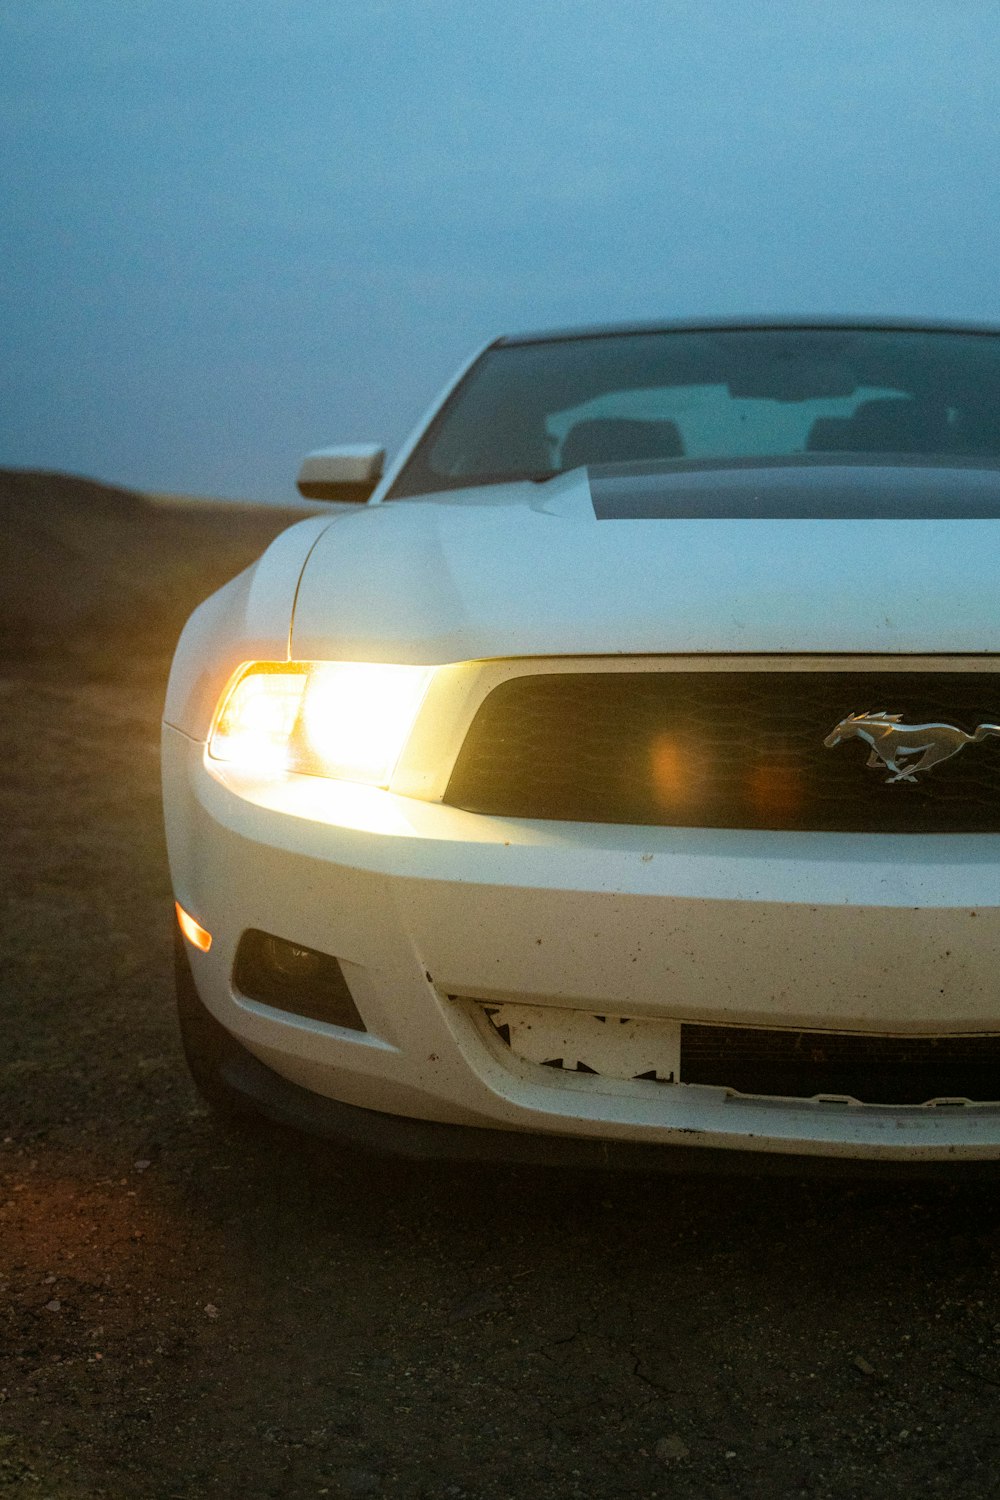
[444,670,1000,831]
[680,1024,1000,1105]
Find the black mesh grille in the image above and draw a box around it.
[680,1024,1000,1105]
[444,670,1000,831]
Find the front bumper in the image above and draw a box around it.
[176,948,1000,1179]
[163,724,1000,1164]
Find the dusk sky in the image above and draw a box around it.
[4,1,1000,502]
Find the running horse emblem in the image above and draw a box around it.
[823,711,1000,784]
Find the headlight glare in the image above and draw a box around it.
[301,662,433,786]
[209,667,308,772]
[208,661,433,786]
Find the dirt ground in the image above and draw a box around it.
[4,476,1000,1498]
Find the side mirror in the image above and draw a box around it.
[296,444,385,503]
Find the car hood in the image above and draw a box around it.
[290,463,1000,662]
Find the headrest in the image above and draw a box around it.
[561,417,685,470]
[806,398,949,454]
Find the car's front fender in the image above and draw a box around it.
[163,514,335,739]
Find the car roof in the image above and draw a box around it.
[497,316,1000,346]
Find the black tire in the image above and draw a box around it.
[174,927,259,1121]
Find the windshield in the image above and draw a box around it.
[388,327,1000,498]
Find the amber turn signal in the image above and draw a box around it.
[175,901,212,953]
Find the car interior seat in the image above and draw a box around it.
[560,418,685,470]
[806,397,950,455]
[948,406,1000,459]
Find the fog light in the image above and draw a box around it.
[260,935,325,984]
[233,929,366,1031]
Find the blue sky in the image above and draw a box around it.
[3,0,1000,501]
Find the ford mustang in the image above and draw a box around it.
[163,318,1000,1170]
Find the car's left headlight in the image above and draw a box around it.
[207,661,434,786]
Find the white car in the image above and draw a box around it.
[163,318,1000,1171]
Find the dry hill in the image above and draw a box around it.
[0,468,315,674]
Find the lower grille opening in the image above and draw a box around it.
[680,1024,1000,1105]
[233,929,366,1031]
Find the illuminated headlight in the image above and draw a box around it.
[208,661,434,785]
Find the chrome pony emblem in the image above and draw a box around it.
[823,711,1000,784]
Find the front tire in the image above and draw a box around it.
[174,927,256,1121]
